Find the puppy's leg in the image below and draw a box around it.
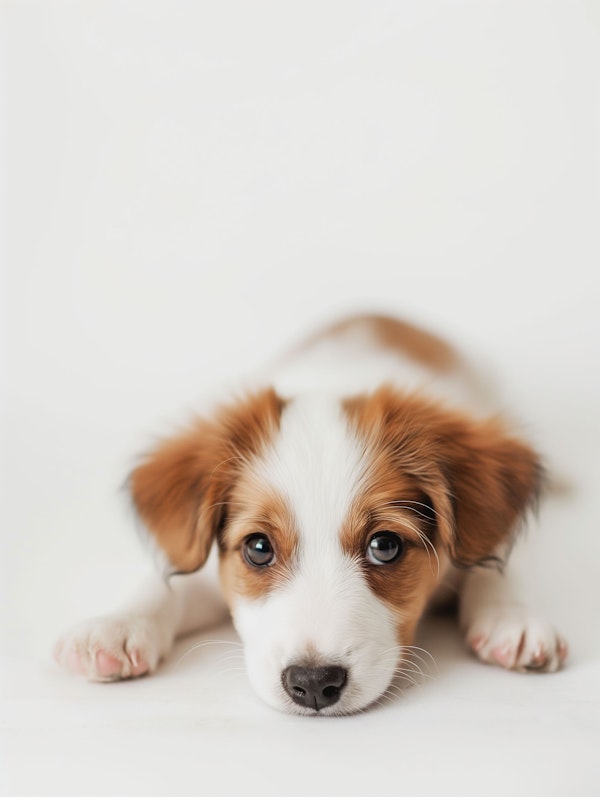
[459,558,568,673]
[54,561,229,681]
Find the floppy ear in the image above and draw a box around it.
[421,413,544,567]
[346,387,543,568]
[129,418,228,574]
[129,390,283,574]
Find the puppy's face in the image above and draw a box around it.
[130,388,541,715]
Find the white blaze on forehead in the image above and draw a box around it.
[234,394,399,713]
[256,393,367,549]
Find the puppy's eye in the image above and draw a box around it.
[367,532,404,565]
[243,534,275,567]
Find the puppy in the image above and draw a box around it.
[54,314,567,715]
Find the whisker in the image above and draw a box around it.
[382,685,405,702]
[399,517,440,577]
[366,661,426,680]
[394,671,420,688]
[215,654,245,667]
[394,657,425,674]
[385,500,442,520]
[379,644,406,657]
[376,693,396,708]
[395,663,431,682]
[378,685,406,706]
[374,644,438,678]
[215,649,245,659]
[400,645,438,667]
[174,638,243,669]
[214,666,246,676]
[372,512,441,577]
[401,657,437,678]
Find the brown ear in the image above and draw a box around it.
[422,413,544,567]
[346,387,543,568]
[129,389,284,574]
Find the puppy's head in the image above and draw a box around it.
[130,387,541,715]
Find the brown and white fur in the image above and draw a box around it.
[54,314,567,715]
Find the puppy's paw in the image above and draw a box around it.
[53,615,164,682]
[465,609,568,673]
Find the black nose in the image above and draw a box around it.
[282,665,347,711]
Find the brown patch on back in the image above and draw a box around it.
[344,386,542,569]
[129,389,285,574]
[320,313,460,372]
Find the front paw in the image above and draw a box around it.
[464,609,568,673]
[53,615,164,682]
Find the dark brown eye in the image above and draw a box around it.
[243,534,275,567]
[367,532,404,565]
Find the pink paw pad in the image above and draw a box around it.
[96,651,123,678]
[491,643,517,668]
[468,635,486,653]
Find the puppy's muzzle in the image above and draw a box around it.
[282,665,347,711]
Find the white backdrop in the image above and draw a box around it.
[2,2,600,796]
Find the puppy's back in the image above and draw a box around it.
[267,313,493,414]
